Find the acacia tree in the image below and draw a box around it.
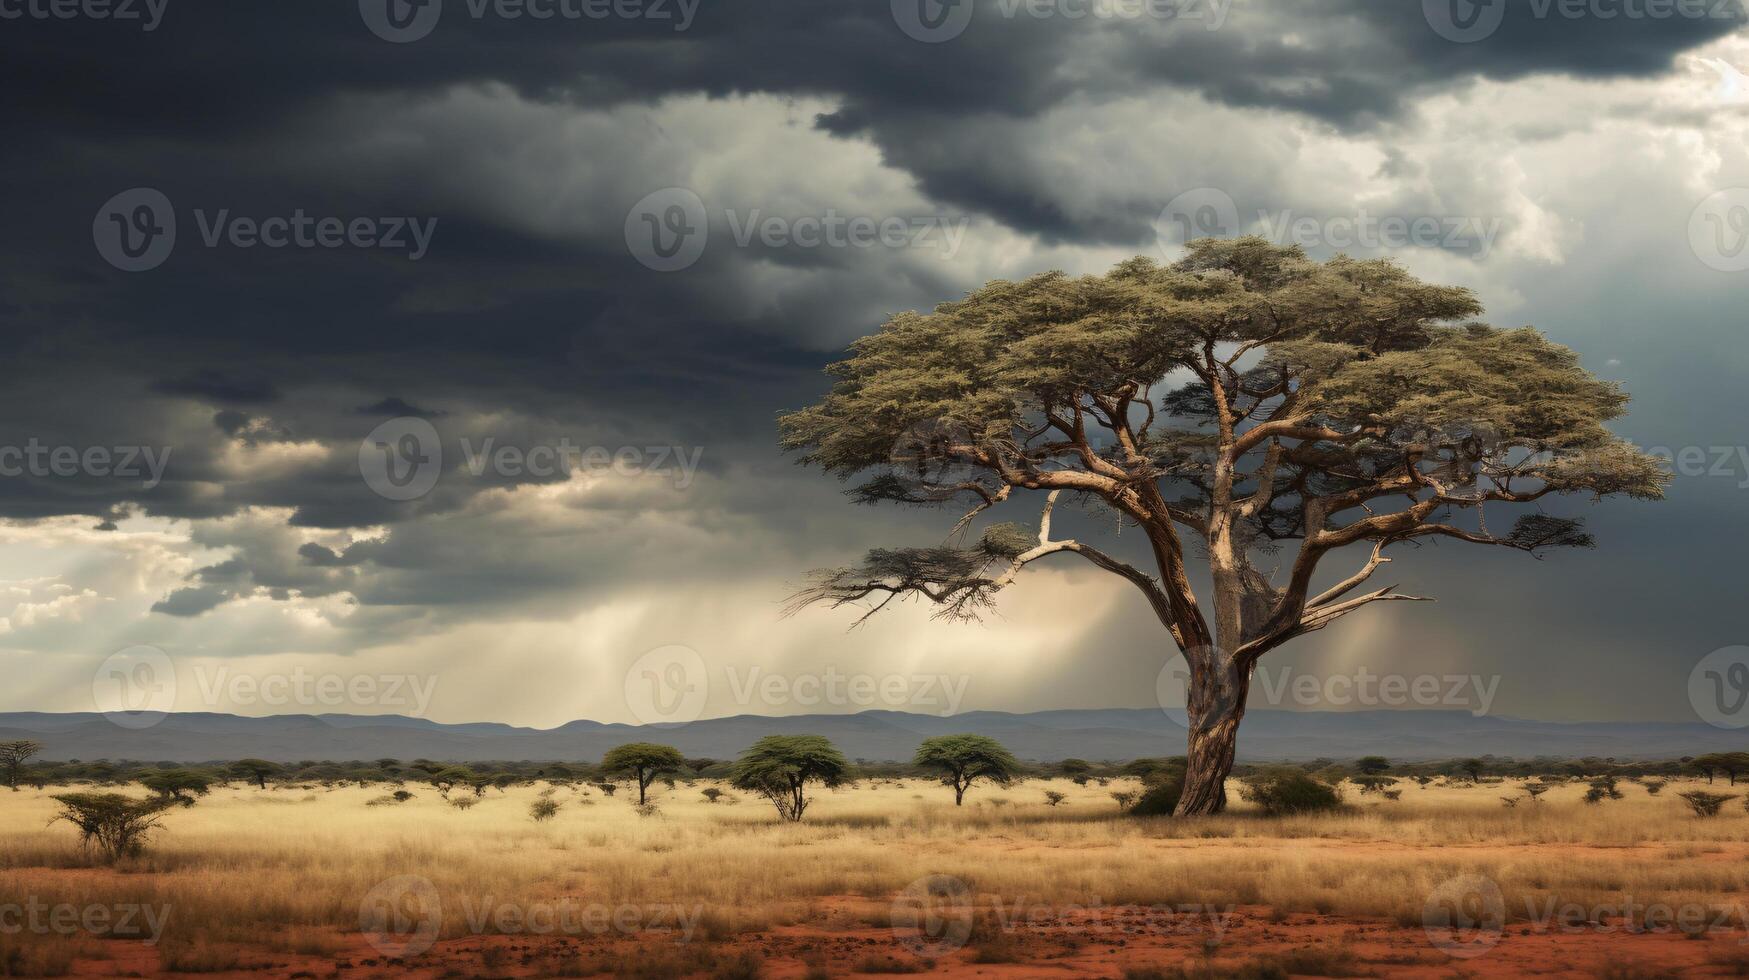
[0,740,41,791]
[914,734,1023,805]
[780,239,1664,815]
[601,743,685,806]
[228,758,281,790]
[729,735,849,822]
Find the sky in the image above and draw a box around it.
[1,0,1747,729]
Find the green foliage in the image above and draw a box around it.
[0,740,42,791]
[137,768,213,806]
[1678,791,1736,817]
[729,735,849,822]
[228,758,281,789]
[1239,769,1343,816]
[50,793,177,860]
[601,743,686,805]
[529,797,561,822]
[913,734,1022,805]
[1354,756,1391,776]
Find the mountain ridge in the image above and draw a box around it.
[0,708,1735,763]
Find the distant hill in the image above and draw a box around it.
[0,709,1735,763]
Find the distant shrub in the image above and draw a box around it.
[1239,770,1342,816]
[530,798,562,822]
[50,793,177,860]
[701,787,725,804]
[1678,791,1736,817]
[450,797,478,810]
[1043,790,1066,807]
[1644,781,1666,796]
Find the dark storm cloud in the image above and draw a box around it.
[0,0,1740,647]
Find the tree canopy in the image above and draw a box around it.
[601,743,686,805]
[780,238,1664,814]
[729,735,850,822]
[913,734,1024,805]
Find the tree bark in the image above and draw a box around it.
[1174,651,1248,816]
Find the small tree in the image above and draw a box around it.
[685,758,719,776]
[1522,782,1550,801]
[913,734,1023,806]
[1355,756,1391,777]
[1459,759,1485,783]
[529,797,561,822]
[138,769,212,806]
[1239,770,1342,816]
[595,780,618,797]
[701,787,725,804]
[228,759,280,790]
[1678,791,1736,817]
[1043,790,1067,807]
[50,793,177,860]
[0,740,42,791]
[1058,759,1092,779]
[429,766,476,799]
[729,735,849,822]
[601,743,686,806]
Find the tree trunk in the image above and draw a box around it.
[1174,650,1249,816]
[954,781,965,806]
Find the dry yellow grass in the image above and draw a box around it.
[4,774,1749,971]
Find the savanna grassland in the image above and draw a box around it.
[6,776,1749,978]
